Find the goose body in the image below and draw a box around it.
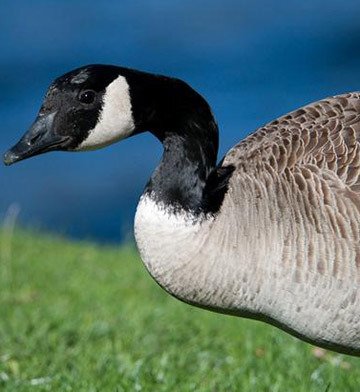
[4,65,360,356]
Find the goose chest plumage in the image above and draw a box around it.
[4,64,360,356]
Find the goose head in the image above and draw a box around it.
[3,64,146,165]
[4,64,218,170]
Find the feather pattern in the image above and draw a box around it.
[136,93,360,355]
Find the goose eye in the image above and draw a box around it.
[79,90,96,104]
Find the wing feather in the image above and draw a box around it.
[218,92,360,284]
[223,93,360,192]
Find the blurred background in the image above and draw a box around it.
[1,0,360,243]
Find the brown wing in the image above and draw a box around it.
[218,92,360,284]
[208,94,360,352]
[223,93,360,193]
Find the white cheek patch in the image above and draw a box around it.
[77,75,135,150]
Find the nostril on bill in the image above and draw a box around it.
[28,132,43,146]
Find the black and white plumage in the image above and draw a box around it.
[4,64,360,356]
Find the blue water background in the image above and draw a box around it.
[1,0,360,242]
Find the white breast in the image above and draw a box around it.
[134,187,360,354]
[134,194,211,295]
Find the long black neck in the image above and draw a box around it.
[124,68,233,214]
[148,110,218,213]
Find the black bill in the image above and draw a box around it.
[3,112,71,166]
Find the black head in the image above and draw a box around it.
[3,64,218,167]
[3,64,138,165]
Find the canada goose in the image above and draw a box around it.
[4,64,360,356]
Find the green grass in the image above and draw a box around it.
[0,229,359,391]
